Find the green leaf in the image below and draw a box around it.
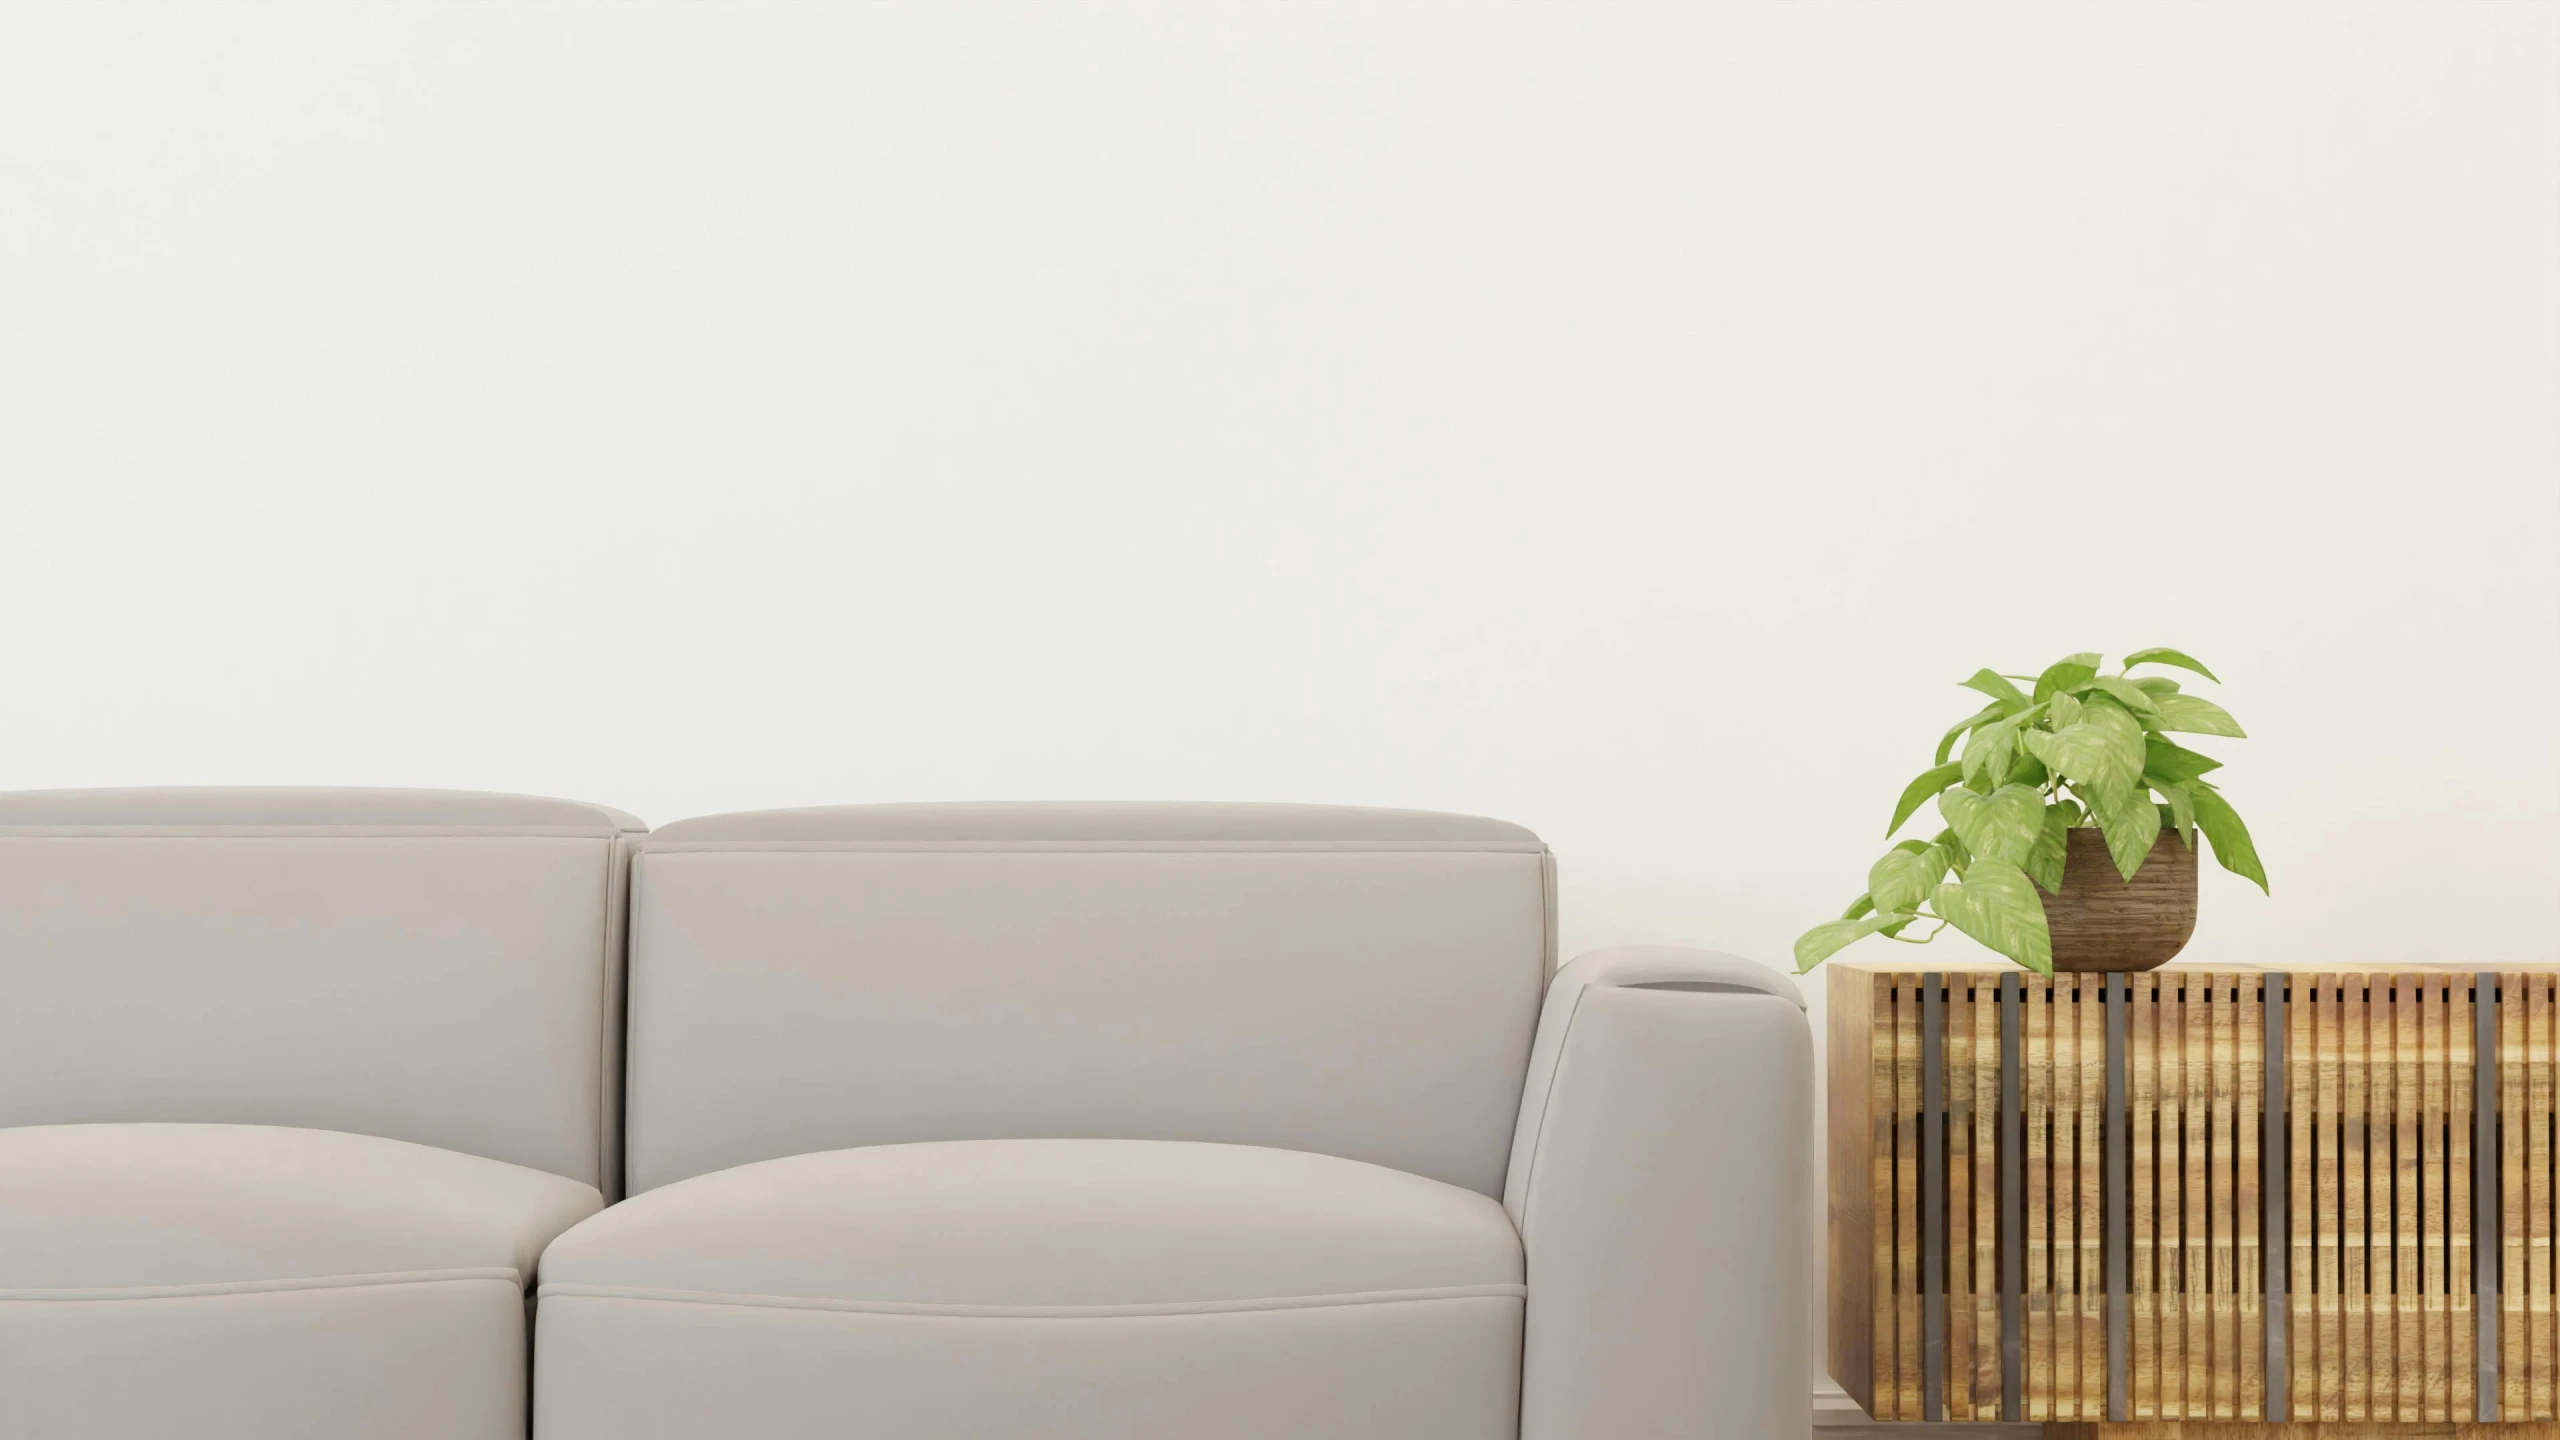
[2033,653,2103,703]
[2123,647,2220,683]
[1869,844,1948,915]
[1931,826,1971,877]
[2024,703,2147,795]
[2075,675,2164,718]
[2047,691,2085,731]
[2149,693,2248,739]
[1794,910,1915,972]
[1960,669,2031,712]
[1841,892,1875,921]
[2087,780,2163,881]
[2024,804,2071,894]
[2004,751,2050,789]
[1937,783,2046,868]
[1931,859,2053,973]
[1961,715,2021,788]
[1935,702,2008,766]
[2132,676,2183,697]
[2155,781,2197,848]
[2142,735,2224,785]
[1887,762,1965,838]
[2191,784,2270,894]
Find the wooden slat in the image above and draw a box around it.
[1898,978,1923,1420]
[2030,974,2053,1422]
[2537,975,2555,1421]
[2370,974,2394,1420]
[2399,975,2422,1422]
[2291,973,2316,1421]
[1975,981,2002,1414]
[2454,973,2476,1420]
[2427,974,2451,1424]
[2135,974,2159,1421]
[2318,974,2343,1423]
[1865,972,1897,1416]
[2057,976,2081,1421]
[2241,973,2265,1420]
[2164,972,2187,1420]
[1949,978,1973,1420]
[2081,974,2107,1420]
[2346,974,2370,1422]
[2187,969,2211,1418]
[1826,966,1880,1419]
[2213,972,2239,1419]
[2508,970,2529,1420]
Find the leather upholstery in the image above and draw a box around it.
[624,803,1553,1195]
[534,1139,1522,1440]
[0,1123,601,1440]
[0,787,639,1189]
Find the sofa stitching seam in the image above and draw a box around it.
[2,1265,526,1302]
[531,1281,1527,1319]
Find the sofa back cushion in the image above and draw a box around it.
[0,788,640,1190]
[622,803,1553,1196]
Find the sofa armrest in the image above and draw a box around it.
[1503,946,1814,1440]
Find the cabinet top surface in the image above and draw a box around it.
[1826,956,2555,974]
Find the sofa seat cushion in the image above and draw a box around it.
[534,1139,1525,1440]
[1,1123,602,1440]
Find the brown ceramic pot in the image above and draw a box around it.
[2043,826,2197,972]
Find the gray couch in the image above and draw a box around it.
[0,789,1811,1439]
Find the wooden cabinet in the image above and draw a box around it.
[1828,961,2560,1436]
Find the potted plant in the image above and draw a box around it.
[1794,649,2268,974]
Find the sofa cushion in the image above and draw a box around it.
[0,787,642,1190]
[624,803,1551,1196]
[0,1123,602,1440]
[534,1139,1524,1440]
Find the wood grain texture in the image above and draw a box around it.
[1951,978,1975,1420]
[2243,975,2265,1421]
[1826,961,2558,1429]
[1979,980,2004,1415]
[2139,974,2161,1422]
[1899,977,1924,1420]
[2218,975,2242,1420]
[1842,966,1889,1418]
[2062,978,2083,1422]
[2349,977,2371,1423]
[2034,975,2055,1422]
[2452,977,2474,1421]
[2293,974,2316,1422]
[2372,979,2394,1422]
[2048,1414,2560,1424]
[2321,975,2346,1424]
[2427,978,2450,1424]
[2399,977,2422,1423]
[2507,973,2528,1421]
[2087,975,2110,1420]
[2044,827,2200,972]
[2197,972,2218,1419]
[2168,972,2191,1421]
[2535,976,2553,1423]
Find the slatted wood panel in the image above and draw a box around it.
[1830,966,2560,1429]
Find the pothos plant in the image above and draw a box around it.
[1794,648,2268,975]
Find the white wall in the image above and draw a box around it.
[3,3,2553,1418]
